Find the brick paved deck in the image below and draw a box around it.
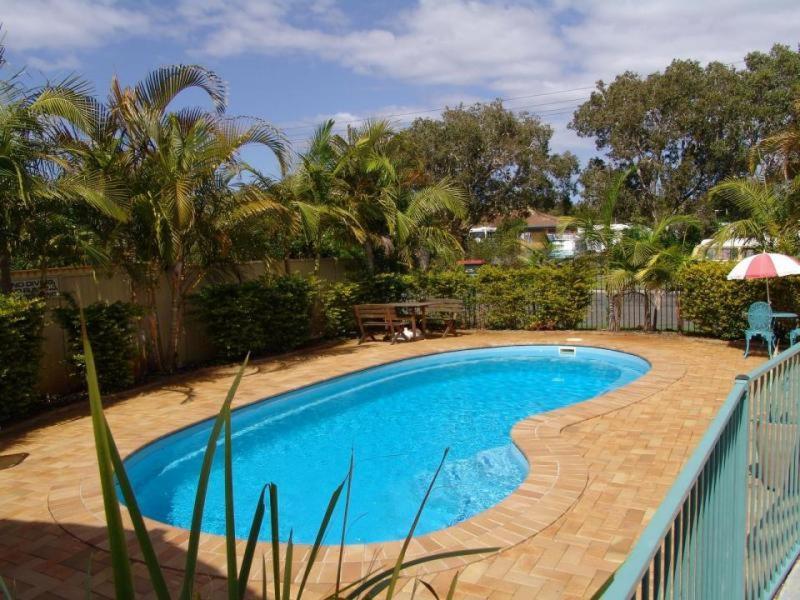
[0,331,759,599]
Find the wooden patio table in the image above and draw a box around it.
[386,301,432,340]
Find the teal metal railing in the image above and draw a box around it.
[601,343,800,599]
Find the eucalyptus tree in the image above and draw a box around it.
[571,44,800,219]
[397,100,578,224]
[752,97,800,182]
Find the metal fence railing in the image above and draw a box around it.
[600,343,800,599]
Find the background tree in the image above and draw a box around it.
[571,44,800,220]
[397,101,578,225]
[752,97,800,181]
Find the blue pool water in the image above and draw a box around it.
[124,345,649,544]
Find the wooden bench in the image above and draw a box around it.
[425,298,465,338]
[353,304,410,344]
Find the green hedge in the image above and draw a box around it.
[54,299,143,393]
[476,264,593,330]
[0,294,45,421]
[317,266,589,337]
[678,261,800,340]
[358,272,419,303]
[317,281,361,338]
[316,270,476,338]
[476,266,532,329]
[193,275,314,361]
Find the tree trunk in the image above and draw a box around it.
[0,237,12,294]
[417,249,431,272]
[608,291,622,332]
[364,241,376,273]
[642,291,652,332]
[37,264,49,297]
[144,283,164,373]
[167,261,186,373]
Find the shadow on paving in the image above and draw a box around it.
[0,518,232,599]
[0,338,371,452]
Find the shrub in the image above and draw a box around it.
[358,272,419,303]
[528,263,594,329]
[317,280,362,338]
[0,293,45,421]
[415,269,478,327]
[415,269,475,300]
[476,266,532,329]
[476,264,593,330]
[677,261,800,340]
[194,275,313,360]
[54,299,143,393]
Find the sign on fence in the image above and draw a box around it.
[12,278,59,298]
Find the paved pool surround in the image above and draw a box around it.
[0,331,756,599]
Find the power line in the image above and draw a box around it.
[283,97,590,143]
[276,85,596,134]
[277,57,751,138]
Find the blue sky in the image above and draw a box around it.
[2,0,798,177]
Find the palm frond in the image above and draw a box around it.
[135,64,227,116]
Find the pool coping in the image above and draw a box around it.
[46,337,686,586]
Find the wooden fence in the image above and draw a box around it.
[11,259,350,395]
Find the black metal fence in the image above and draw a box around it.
[577,286,695,332]
[459,281,695,333]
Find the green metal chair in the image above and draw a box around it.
[744,301,775,358]
[789,327,800,346]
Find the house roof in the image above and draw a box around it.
[481,210,559,230]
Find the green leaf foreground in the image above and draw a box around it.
[79,322,494,599]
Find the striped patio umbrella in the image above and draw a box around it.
[727,252,800,303]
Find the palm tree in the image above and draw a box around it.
[559,168,632,329]
[709,177,799,255]
[328,120,397,272]
[56,65,288,371]
[384,177,467,269]
[617,215,699,330]
[330,119,466,271]
[0,68,125,292]
[281,120,341,273]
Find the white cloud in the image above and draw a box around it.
[561,0,799,81]
[3,0,798,163]
[182,0,797,165]
[176,0,800,95]
[6,0,796,95]
[281,103,432,143]
[0,0,151,51]
[25,53,81,72]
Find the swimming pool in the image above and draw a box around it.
[124,345,649,544]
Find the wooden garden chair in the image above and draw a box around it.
[353,304,409,344]
[425,298,465,338]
